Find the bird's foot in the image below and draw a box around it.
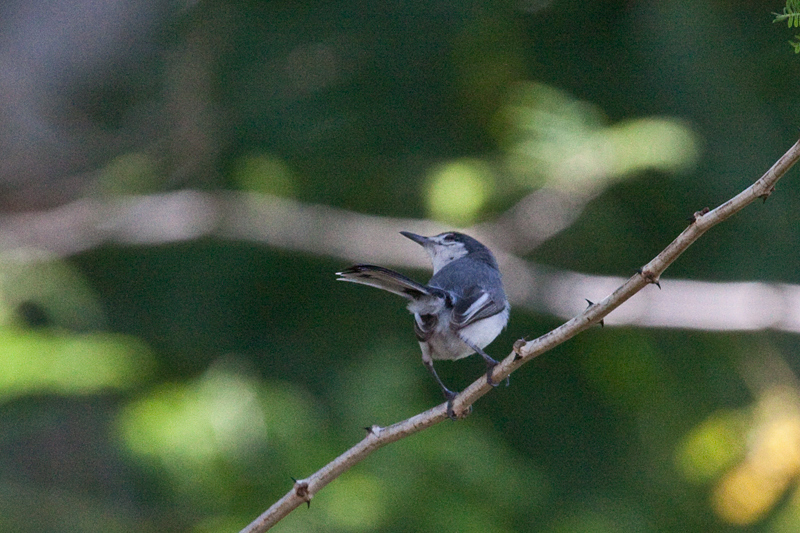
[485,360,510,388]
[444,389,459,420]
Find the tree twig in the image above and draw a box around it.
[239,139,800,532]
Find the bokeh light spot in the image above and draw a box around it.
[425,159,492,225]
[232,154,295,197]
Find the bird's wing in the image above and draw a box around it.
[450,289,507,328]
[336,265,431,300]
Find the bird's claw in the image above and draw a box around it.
[485,361,510,388]
[444,389,459,420]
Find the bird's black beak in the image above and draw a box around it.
[400,231,429,246]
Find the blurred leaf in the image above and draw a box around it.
[675,410,747,484]
[231,154,295,197]
[116,357,326,501]
[710,385,800,526]
[425,158,494,225]
[498,82,699,193]
[0,250,105,330]
[0,328,155,401]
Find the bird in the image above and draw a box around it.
[336,231,510,419]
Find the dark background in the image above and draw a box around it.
[2,1,800,531]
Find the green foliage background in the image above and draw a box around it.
[2,1,800,532]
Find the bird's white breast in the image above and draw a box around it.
[419,304,509,362]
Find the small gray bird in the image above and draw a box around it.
[336,231,510,419]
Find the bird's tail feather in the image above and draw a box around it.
[336,265,430,300]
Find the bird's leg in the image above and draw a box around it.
[423,359,459,420]
[463,339,509,388]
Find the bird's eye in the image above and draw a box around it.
[442,233,455,242]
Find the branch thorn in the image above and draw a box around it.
[687,207,710,224]
[760,186,775,203]
[292,478,312,507]
[637,268,661,289]
[584,299,604,327]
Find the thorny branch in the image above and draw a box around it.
[240,139,800,533]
